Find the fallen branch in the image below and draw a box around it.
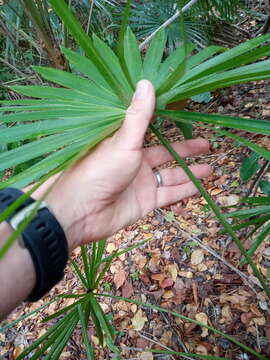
[139,0,200,50]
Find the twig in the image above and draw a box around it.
[154,307,189,354]
[86,0,95,36]
[0,57,27,78]
[139,0,200,50]
[156,209,260,295]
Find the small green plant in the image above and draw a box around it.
[183,240,197,257]
[1,0,270,358]
[224,196,270,265]
[0,238,150,359]
[130,271,140,281]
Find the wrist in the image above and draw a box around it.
[0,222,35,318]
[26,175,82,252]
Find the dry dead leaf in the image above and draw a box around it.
[266,324,270,340]
[262,109,270,116]
[132,309,148,331]
[113,270,126,289]
[140,352,154,360]
[134,254,147,269]
[166,264,178,281]
[122,281,134,298]
[195,312,209,337]
[241,312,256,326]
[151,273,165,283]
[106,242,116,254]
[253,317,266,326]
[191,249,204,265]
[161,278,174,289]
[162,290,174,299]
[221,305,233,323]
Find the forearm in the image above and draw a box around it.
[0,222,36,320]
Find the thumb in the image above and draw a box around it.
[115,80,156,150]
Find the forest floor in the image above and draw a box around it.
[1,78,270,360]
[1,8,270,360]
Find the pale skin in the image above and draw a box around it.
[0,80,212,319]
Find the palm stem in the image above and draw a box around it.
[150,124,270,300]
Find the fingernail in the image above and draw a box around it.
[134,80,150,100]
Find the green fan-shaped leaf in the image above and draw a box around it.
[33,66,120,107]
[0,121,121,190]
[218,130,270,161]
[143,29,166,84]
[180,33,270,84]
[123,27,143,86]
[157,110,270,135]
[9,85,103,105]
[156,44,195,89]
[259,180,270,195]
[61,47,111,91]
[240,152,261,182]
[162,59,270,102]
[92,34,133,99]
[187,45,225,69]
[49,0,127,105]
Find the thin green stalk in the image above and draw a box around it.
[0,298,57,332]
[89,242,97,289]
[149,350,228,360]
[150,124,270,300]
[81,245,91,289]
[70,258,89,290]
[78,303,95,359]
[97,293,268,360]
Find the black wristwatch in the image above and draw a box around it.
[0,188,68,301]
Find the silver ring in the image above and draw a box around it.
[153,171,163,188]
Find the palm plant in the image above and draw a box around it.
[128,0,247,50]
[1,0,270,358]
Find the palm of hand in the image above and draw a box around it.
[76,135,211,245]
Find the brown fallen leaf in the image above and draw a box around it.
[191,249,204,265]
[265,323,270,341]
[172,278,187,305]
[122,281,134,298]
[113,270,126,289]
[241,312,256,327]
[132,309,147,331]
[195,312,209,337]
[140,352,154,360]
[151,273,165,283]
[148,289,164,300]
[162,290,174,299]
[165,264,178,281]
[161,278,174,289]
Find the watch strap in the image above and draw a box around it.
[0,187,68,301]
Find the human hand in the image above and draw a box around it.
[35,80,212,251]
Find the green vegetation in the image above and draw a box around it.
[0,0,269,359]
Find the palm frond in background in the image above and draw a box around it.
[128,0,249,51]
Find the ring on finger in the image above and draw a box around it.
[153,170,164,188]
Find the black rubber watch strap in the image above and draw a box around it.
[0,188,68,301]
[0,187,35,221]
[22,206,68,301]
